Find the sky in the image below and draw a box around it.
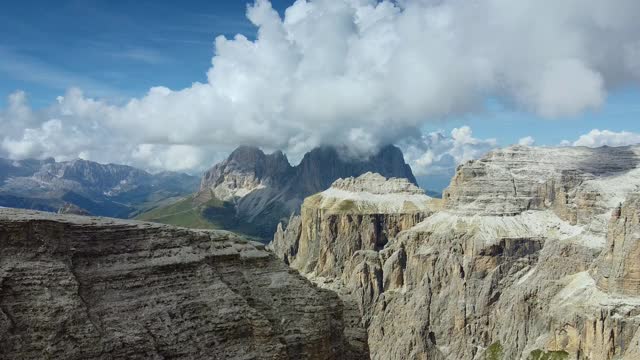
[1,0,640,191]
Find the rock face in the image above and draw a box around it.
[270,145,640,360]
[269,173,435,357]
[269,172,434,276]
[57,202,90,215]
[0,157,199,218]
[189,145,417,239]
[594,194,640,296]
[0,208,350,359]
[443,145,639,228]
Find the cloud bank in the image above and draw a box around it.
[567,129,640,148]
[2,0,640,172]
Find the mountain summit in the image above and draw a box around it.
[140,145,417,239]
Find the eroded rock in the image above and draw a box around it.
[0,208,350,359]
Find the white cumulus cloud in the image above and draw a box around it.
[401,126,497,176]
[569,129,640,147]
[518,136,536,146]
[2,0,640,173]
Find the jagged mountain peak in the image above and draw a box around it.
[167,144,419,239]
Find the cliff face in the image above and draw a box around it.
[269,173,434,277]
[269,173,435,357]
[594,194,640,297]
[270,146,640,360]
[0,209,350,359]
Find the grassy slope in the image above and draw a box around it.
[135,195,225,230]
[134,193,270,241]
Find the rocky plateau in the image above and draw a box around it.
[270,145,640,360]
[0,208,352,359]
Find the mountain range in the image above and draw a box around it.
[0,157,199,217]
[4,144,640,359]
[137,145,417,239]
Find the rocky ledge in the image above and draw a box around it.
[0,208,349,359]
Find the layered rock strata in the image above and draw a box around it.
[269,173,435,357]
[0,208,350,359]
[271,146,640,360]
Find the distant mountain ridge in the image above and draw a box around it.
[0,157,199,217]
[139,144,418,239]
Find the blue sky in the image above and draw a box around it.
[3,0,637,139]
[1,0,640,191]
[0,0,288,105]
[423,89,640,147]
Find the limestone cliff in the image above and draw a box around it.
[0,208,352,359]
[270,146,640,360]
[269,172,436,357]
[269,172,435,277]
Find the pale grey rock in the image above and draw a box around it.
[443,145,640,228]
[593,194,640,296]
[271,145,640,360]
[269,173,435,358]
[0,208,350,359]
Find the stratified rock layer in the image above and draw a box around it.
[269,173,435,357]
[271,146,640,360]
[270,173,434,277]
[0,209,350,359]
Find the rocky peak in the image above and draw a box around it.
[0,157,199,218]
[199,146,293,200]
[194,145,418,239]
[35,159,150,191]
[269,171,434,276]
[293,145,417,196]
[270,144,640,360]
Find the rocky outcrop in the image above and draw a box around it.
[594,194,640,296]
[269,173,434,277]
[57,202,90,215]
[269,173,435,357]
[271,145,640,360]
[189,145,417,239]
[443,145,640,230]
[200,146,293,201]
[0,208,352,359]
